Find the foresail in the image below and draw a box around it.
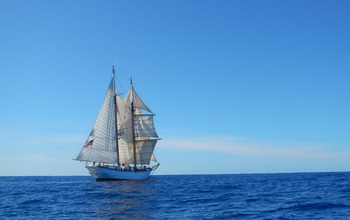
[76,76,118,164]
[123,84,159,165]
[117,87,158,165]
[136,140,158,165]
[118,139,157,165]
[134,115,158,138]
[124,87,152,113]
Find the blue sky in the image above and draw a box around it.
[1,0,349,176]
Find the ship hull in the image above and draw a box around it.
[87,166,152,180]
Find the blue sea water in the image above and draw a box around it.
[1,172,350,219]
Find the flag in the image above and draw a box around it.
[83,140,94,148]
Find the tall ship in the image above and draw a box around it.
[75,67,160,180]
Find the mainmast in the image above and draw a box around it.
[130,77,137,170]
[113,66,120,165]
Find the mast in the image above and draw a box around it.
[130,77,137,170]
[113,66,120,165]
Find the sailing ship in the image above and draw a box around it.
[75,67,160,180]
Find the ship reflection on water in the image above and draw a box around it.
[87,178,158,219]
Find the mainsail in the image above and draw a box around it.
[76,70,159,167]
[75,76,118,163]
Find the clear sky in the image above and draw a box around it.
[1,0,349,176]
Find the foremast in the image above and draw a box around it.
[130,78,138,169]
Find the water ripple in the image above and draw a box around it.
[1,173,350,219]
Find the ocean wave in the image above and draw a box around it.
[274,202,349,213]
[1,173,350,219]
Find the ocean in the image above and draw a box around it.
[1,172,350,219]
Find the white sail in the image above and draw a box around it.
[116,95,133,142]
[135,140,158,165]
[151,153,157,162]
[116,95,158,165]
[124,87,152,113]
[134,115,158,138]
[122,85,159,165]
[76,76,118,163]
[117,138,134,165]
[115,95,134,165]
